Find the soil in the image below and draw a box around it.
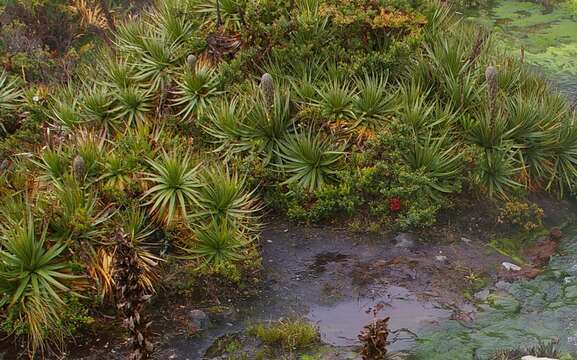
[2,195,576,360]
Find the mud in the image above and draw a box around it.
[151,220,512,359]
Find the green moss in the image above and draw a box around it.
[466,0,577,91]
[414,226,577,359]
[248,319,320,351]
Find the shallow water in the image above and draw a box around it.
[414,226,577,359]
[465,0,577,97]
[307,285,451,349]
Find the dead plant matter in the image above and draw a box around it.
[358,316,390,360]
[114,232,157,360]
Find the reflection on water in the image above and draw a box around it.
[307,286,451,350]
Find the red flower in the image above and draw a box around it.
[388,197,402,213]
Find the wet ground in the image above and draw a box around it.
[150,219,514,359]
[5,197,575,359]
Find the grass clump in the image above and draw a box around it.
[248,319,320,351]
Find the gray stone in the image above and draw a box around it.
[435,255,448,263]
[206,306,236,323]
[461,237,472,244]
[565,285,577,300]
[189,309,209,330]
[502,262,521,271]
[394,233,417,248]
[495,280,511,291]
[521,357,558,360]
[474,289,490,301]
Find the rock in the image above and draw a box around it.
[394,233,417,248]
[550,227,563,240]
[565,285,577,300]
[522,356,559,360]
[435,255,448,262]
[189,309,209,331]
[206,306,236,323]
[495,280,511,291]
[461,237,472,244]
[474,289,490,301]
[502,262,521,271]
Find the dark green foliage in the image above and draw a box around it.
[2,0,577,355]
[276,131,344,192]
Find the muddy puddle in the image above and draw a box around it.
[154,221,514,359]
[307,285,451,349]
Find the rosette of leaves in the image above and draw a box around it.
[276,131,344,192]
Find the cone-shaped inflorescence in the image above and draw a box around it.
[485,66,498,113]
[260,73,274,108]
[187,54,197,72]
[73,155,86,181]
[114,232,155,360]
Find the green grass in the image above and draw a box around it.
[248,319,320,351]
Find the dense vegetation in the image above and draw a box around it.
[1,0,577,357]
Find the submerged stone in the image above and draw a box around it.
[394,233,417,248]
[564,285,577,301]
[189,309,209,331]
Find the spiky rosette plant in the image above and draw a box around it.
[243,90,294,164]
[80,87,116,132]
[396,81,441,132]
[192,0,246,31]
[181,219,249,271]
[52,175,111,241]
[114,19,149,53]
[0,70,22,117]
[112,86,154,127]
[352,73,395,136]
[315,79,355,122]
[202,98,250,156]
[473,148,522,199]
[33,148,68,183]
[172,64,222,121]
[149,3,194,45]
[141,151,202,225]
[0,208,84,356]
[545,120,577,196]
[276,131,344,192]
[50,99,83,130]
[404,133,463,197]
[97,54,136,90]
[192,166,261,233]
[98,151,136,191]
[133,36,184,92]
